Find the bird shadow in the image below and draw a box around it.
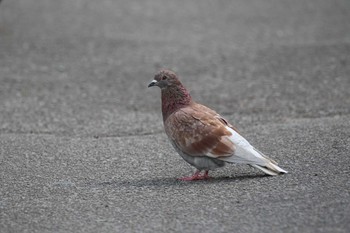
[92,173,269,189]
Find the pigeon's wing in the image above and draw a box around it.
[164,103,236,158]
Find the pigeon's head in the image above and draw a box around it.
[148,69,181,89]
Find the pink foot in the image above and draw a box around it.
[177,170,210,181]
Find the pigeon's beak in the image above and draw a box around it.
[148,80,158,88]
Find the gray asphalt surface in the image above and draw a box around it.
[1,0,350,232]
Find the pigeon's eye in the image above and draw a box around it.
[162,76,167,80]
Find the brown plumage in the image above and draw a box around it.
[148,69,287,180]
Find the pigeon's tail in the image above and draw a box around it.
[216,127,288,176]
[219,146,288,176]
[248,148,287,176]
[250,163,287,176]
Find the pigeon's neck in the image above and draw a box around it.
[161,85,192,121]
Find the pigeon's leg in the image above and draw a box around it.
[203,170,210,179]
[178,170,210,181]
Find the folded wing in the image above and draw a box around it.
[164,103,236,158]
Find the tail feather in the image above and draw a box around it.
[251,164,279,176]
[253,148,277,165]
[252,148,288,175]
[251,162,288,176]
[218,127,288,176]
[219,146,288,176]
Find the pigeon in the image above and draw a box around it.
[148,69,287,180]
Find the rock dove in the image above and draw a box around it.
[148,69,287,180]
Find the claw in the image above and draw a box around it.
[177,170,210,181]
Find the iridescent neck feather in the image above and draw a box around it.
[161,84,192,121]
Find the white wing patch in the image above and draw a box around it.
[218,126,269,165]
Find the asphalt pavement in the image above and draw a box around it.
[1,0,350,232]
